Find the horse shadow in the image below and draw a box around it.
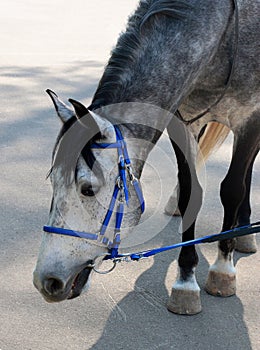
[89,216,253,350]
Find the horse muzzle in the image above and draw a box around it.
[33,266,93,302]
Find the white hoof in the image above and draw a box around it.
[205,250,236,297]
[167,277,202,315]
[235,234,257,253]
[205,256,236,297]
[205,270,236,297]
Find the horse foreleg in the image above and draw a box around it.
[206,122,259,297]
[164,123,181,216]
[165,124,207,217]
[166,119,203,314]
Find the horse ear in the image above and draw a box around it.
[46,89,74,123]
[68,99,89,119]
[68,99,101,138]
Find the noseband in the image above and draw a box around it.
[43,125,145,259]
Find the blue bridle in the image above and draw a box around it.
[43,125,145,259]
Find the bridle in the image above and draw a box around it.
[43,124,145,263]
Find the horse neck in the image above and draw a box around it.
[91,1,232,113]
[90,1,233,172]
[91,102,169,178]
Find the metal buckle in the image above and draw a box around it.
[118,154,125,166]
[126,164,137,183]
[116,176,123,189]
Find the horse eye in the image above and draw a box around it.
[80,184,95,197]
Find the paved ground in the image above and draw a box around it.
[0,1,259,350]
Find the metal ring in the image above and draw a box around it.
[93,260,117,275]
[90,253,118,275]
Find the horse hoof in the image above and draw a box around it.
[235,234,257,253]
[205,270,236,297]
[164,196,180,216]
[167,288,202,315]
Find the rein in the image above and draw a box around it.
[43,124,260,275]
[93,221,260,274]
[176,0,239,126]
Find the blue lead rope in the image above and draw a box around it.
[104,221,260,261]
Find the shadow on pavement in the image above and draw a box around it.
[90,217,254,350]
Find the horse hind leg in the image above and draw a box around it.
[235,156,258,253]
[206,118,259,297]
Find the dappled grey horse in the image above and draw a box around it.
[34,0,259,314]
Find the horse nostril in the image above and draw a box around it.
[43,277,64,296]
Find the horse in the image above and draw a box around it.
[33,0,259,314]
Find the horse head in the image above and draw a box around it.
[33,91,143,302]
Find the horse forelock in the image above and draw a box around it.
[48,117,102,186]
[90,0,190,110]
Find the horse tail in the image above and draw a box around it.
[197,122,230,167]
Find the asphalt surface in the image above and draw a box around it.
[0,1,259,349]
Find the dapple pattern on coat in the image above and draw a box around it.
[34,0,259,314]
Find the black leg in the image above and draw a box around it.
[172,142,201,278]
[219,132,259,256]
[165,124,206,217]
[166,117,203,315]
[235,152,258,252]
[206,115,259,296]
[168,118,202,279]
[236,155,256,226]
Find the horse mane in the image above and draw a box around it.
[50,1,191,183]
[140,0,191,28]
[89,0,190,110]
